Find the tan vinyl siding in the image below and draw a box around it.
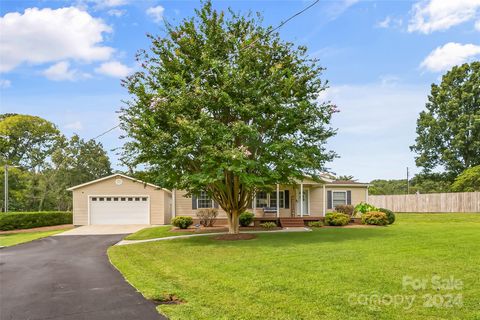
[71,176,167,225]
[309,186,324,216]
[326,186,367,212]
[173,184,368,218]
[174,189,229,218]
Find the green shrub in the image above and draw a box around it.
[239,211,255,227]
[0,211,72,231]
[259,222,277,229]
[171,216,194,229]
[325,212,350,226]
[196,209,218,227]
[335,204,354,217]
[378,208,395,224]
[354,202,378,215]
[308,221,324,228]
[362,211,388,226]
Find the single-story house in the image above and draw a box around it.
[68,173,369,226]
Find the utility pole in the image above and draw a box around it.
[406,167,410,195]
[4,164,8,212]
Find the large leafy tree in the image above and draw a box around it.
[120,2,336,234]
[39,134,113,211]
[0,114,61,169]
[411,62,480,176]
[0,114,112,211]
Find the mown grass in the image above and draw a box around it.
[124,225,191,240]
[0,229,69,247]
[109,214,480,320]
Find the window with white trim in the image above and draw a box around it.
[255,192,268,208]
[256,191,285,208]
[269,191,284,208]
[197,191,213,208]
[332,191,347,207]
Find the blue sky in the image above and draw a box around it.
[1,0,480,182]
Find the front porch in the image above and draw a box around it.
[252,179,327,218]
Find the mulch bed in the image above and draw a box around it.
[0,224,74,234]
[172,226,282,233]
[213,233,257,241]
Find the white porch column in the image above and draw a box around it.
[172,189,176,218]
[323,184,326,216]
[253,192,256,213]
[276,184,280,218]
[300,183,304,217]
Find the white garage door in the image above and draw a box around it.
[90,196,149,224]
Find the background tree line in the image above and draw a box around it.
[0,114,112,211]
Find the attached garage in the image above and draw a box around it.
[68,174,171,225]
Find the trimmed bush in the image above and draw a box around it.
[354,202,378,215]
[335,204,354,217]
[259,222,277,229]
[196,209,218,227]
[0,211,72,231]
[171,216,194,229]
[308,221,324,228]
[379,208,395,224]
[325,212,350,226]
[362,211,388,226]
[239,211,255,227]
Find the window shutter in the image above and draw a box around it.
[347,191,352,205]
[284,190,289,209]
[213,201,219,209]
[192,195,197,209]
[327,191,332,209]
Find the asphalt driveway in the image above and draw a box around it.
[0,235,165,320]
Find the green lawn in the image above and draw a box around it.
[108,214,480,320]
[0,229,69,247]
[125,225,191,240]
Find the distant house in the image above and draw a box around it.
[68,174,368,226]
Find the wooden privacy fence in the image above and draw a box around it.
[368,192,480,213]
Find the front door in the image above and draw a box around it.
[296,188,309,215]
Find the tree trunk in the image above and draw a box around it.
[227,210,240,234]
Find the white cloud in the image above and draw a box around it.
[475,20,480,31]
[408,0,480,34]
[0,7,114,73]
[0,79,11,88]
[95,61,133,78]
[107,9,126,17]
[146,5,164,23]
[377,16,392,28]
[421,42,480,72]
[376,16,403,29]
[64,121,83,130]
[42,61,90,81]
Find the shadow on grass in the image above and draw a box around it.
[144,226,394,248]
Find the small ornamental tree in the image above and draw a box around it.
[120,2,336,234]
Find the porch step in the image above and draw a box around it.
[279,218,305,228]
